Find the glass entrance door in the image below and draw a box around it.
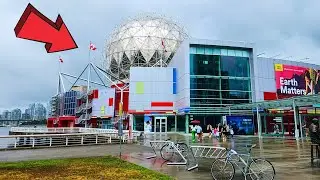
[154,117,167,133]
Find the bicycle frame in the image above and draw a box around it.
[225,149,261,179]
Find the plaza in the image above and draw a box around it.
[0,134,319,180]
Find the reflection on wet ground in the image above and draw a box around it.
[123,134,320,180]
[0,133,319,179]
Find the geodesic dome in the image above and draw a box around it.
[105,15,188,81]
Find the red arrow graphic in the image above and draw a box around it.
[14,3,78,53]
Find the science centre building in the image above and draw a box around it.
[49,15,320,137]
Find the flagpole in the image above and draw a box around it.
[85,41,91,128]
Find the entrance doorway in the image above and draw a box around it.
[154,117,167,133]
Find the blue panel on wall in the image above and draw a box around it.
[173,83,177,94]
[173,68,177,83]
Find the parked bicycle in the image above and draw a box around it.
[160,138,189,161]
[211,144,275,180]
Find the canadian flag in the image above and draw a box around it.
[89,43,97,50]
[59,57,63,63]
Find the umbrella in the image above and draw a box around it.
[190,120,200,124]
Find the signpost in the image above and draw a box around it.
[118,102,123,158]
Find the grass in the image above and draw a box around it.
[0,156,174,180]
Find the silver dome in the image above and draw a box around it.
[105,14,188,81]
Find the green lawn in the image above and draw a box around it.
[0,156,174,180]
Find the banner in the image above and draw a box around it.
[226,116,254,135]
[274,64,320,99]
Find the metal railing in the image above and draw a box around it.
[10,127,142,139]
[0,132,125,150]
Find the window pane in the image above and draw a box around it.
[243,51,250,57]
[190,54,219,76]
[221,79,251,91]
[221,49,228,56]
[190,90,220,98]
[213,48,221,55]
[190,77,220,90]
[227,49,236,56]
[205,46,213,55]
[190,46,196,54]
[220,56,250,77]
[221,91,250,99]
[235,50,242,57]
[196,45,205,54]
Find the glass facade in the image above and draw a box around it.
[63,91,77,115]
[190,44,252,109]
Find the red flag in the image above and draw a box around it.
[59,57,63,63]
[161,39,167,52]
[89,43,97,50]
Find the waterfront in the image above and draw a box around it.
[0,127,10,136]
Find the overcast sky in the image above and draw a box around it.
[0,0,319,112]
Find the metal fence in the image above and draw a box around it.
[0,132,126,150]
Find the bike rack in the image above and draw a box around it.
[144,141,229,171]
[190,146,228,159]
[145,140,171,159]
[145,140,188,166]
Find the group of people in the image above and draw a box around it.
[191,123,234,142]
[208,123,234,139]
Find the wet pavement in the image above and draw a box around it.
[0,134,319,180]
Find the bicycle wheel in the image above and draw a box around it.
[175,143,189,162]
[211,158,235,180]
[249,158,275,180]
[160,143,174,161]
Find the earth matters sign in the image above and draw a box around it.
[274,63,320,99]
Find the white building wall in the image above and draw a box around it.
[168,40,190,111]
[129,67,175,111]
[92,88,115,117]
[254,57,320,102]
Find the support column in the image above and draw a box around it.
[174,115,177,132]
[256,106,262,138]
[299,114,303,138]
[263,115,267,134]
[292,100,299,139]
[185,114,189,134]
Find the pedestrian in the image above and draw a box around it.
[213,127,219,139]
[207,124,213,138]
[230,127,234,138]
[196,124,203,142]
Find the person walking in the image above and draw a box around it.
[207,124,213,138]
[309,119,320,145]
[196,124,203,142]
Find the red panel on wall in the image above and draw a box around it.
[93,89,99,99]
[108,98,113,106]
[111,83,129,113]
[151,102,174,107]
[263,92,277,100]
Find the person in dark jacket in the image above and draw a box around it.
[309,119,320,144]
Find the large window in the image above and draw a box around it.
[189,44,252,109]
[220,56,250,77]
[190,77,220,90]
[190,54,219,76]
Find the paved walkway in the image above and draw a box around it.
[0,134,319,180]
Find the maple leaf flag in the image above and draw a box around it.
[59,57,63,63]
[89,43,97,50]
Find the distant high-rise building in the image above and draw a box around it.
[11,108,22,120]
[2,110,10,120]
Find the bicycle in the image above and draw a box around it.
[160,138,189,162]
[211,144,275,180]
